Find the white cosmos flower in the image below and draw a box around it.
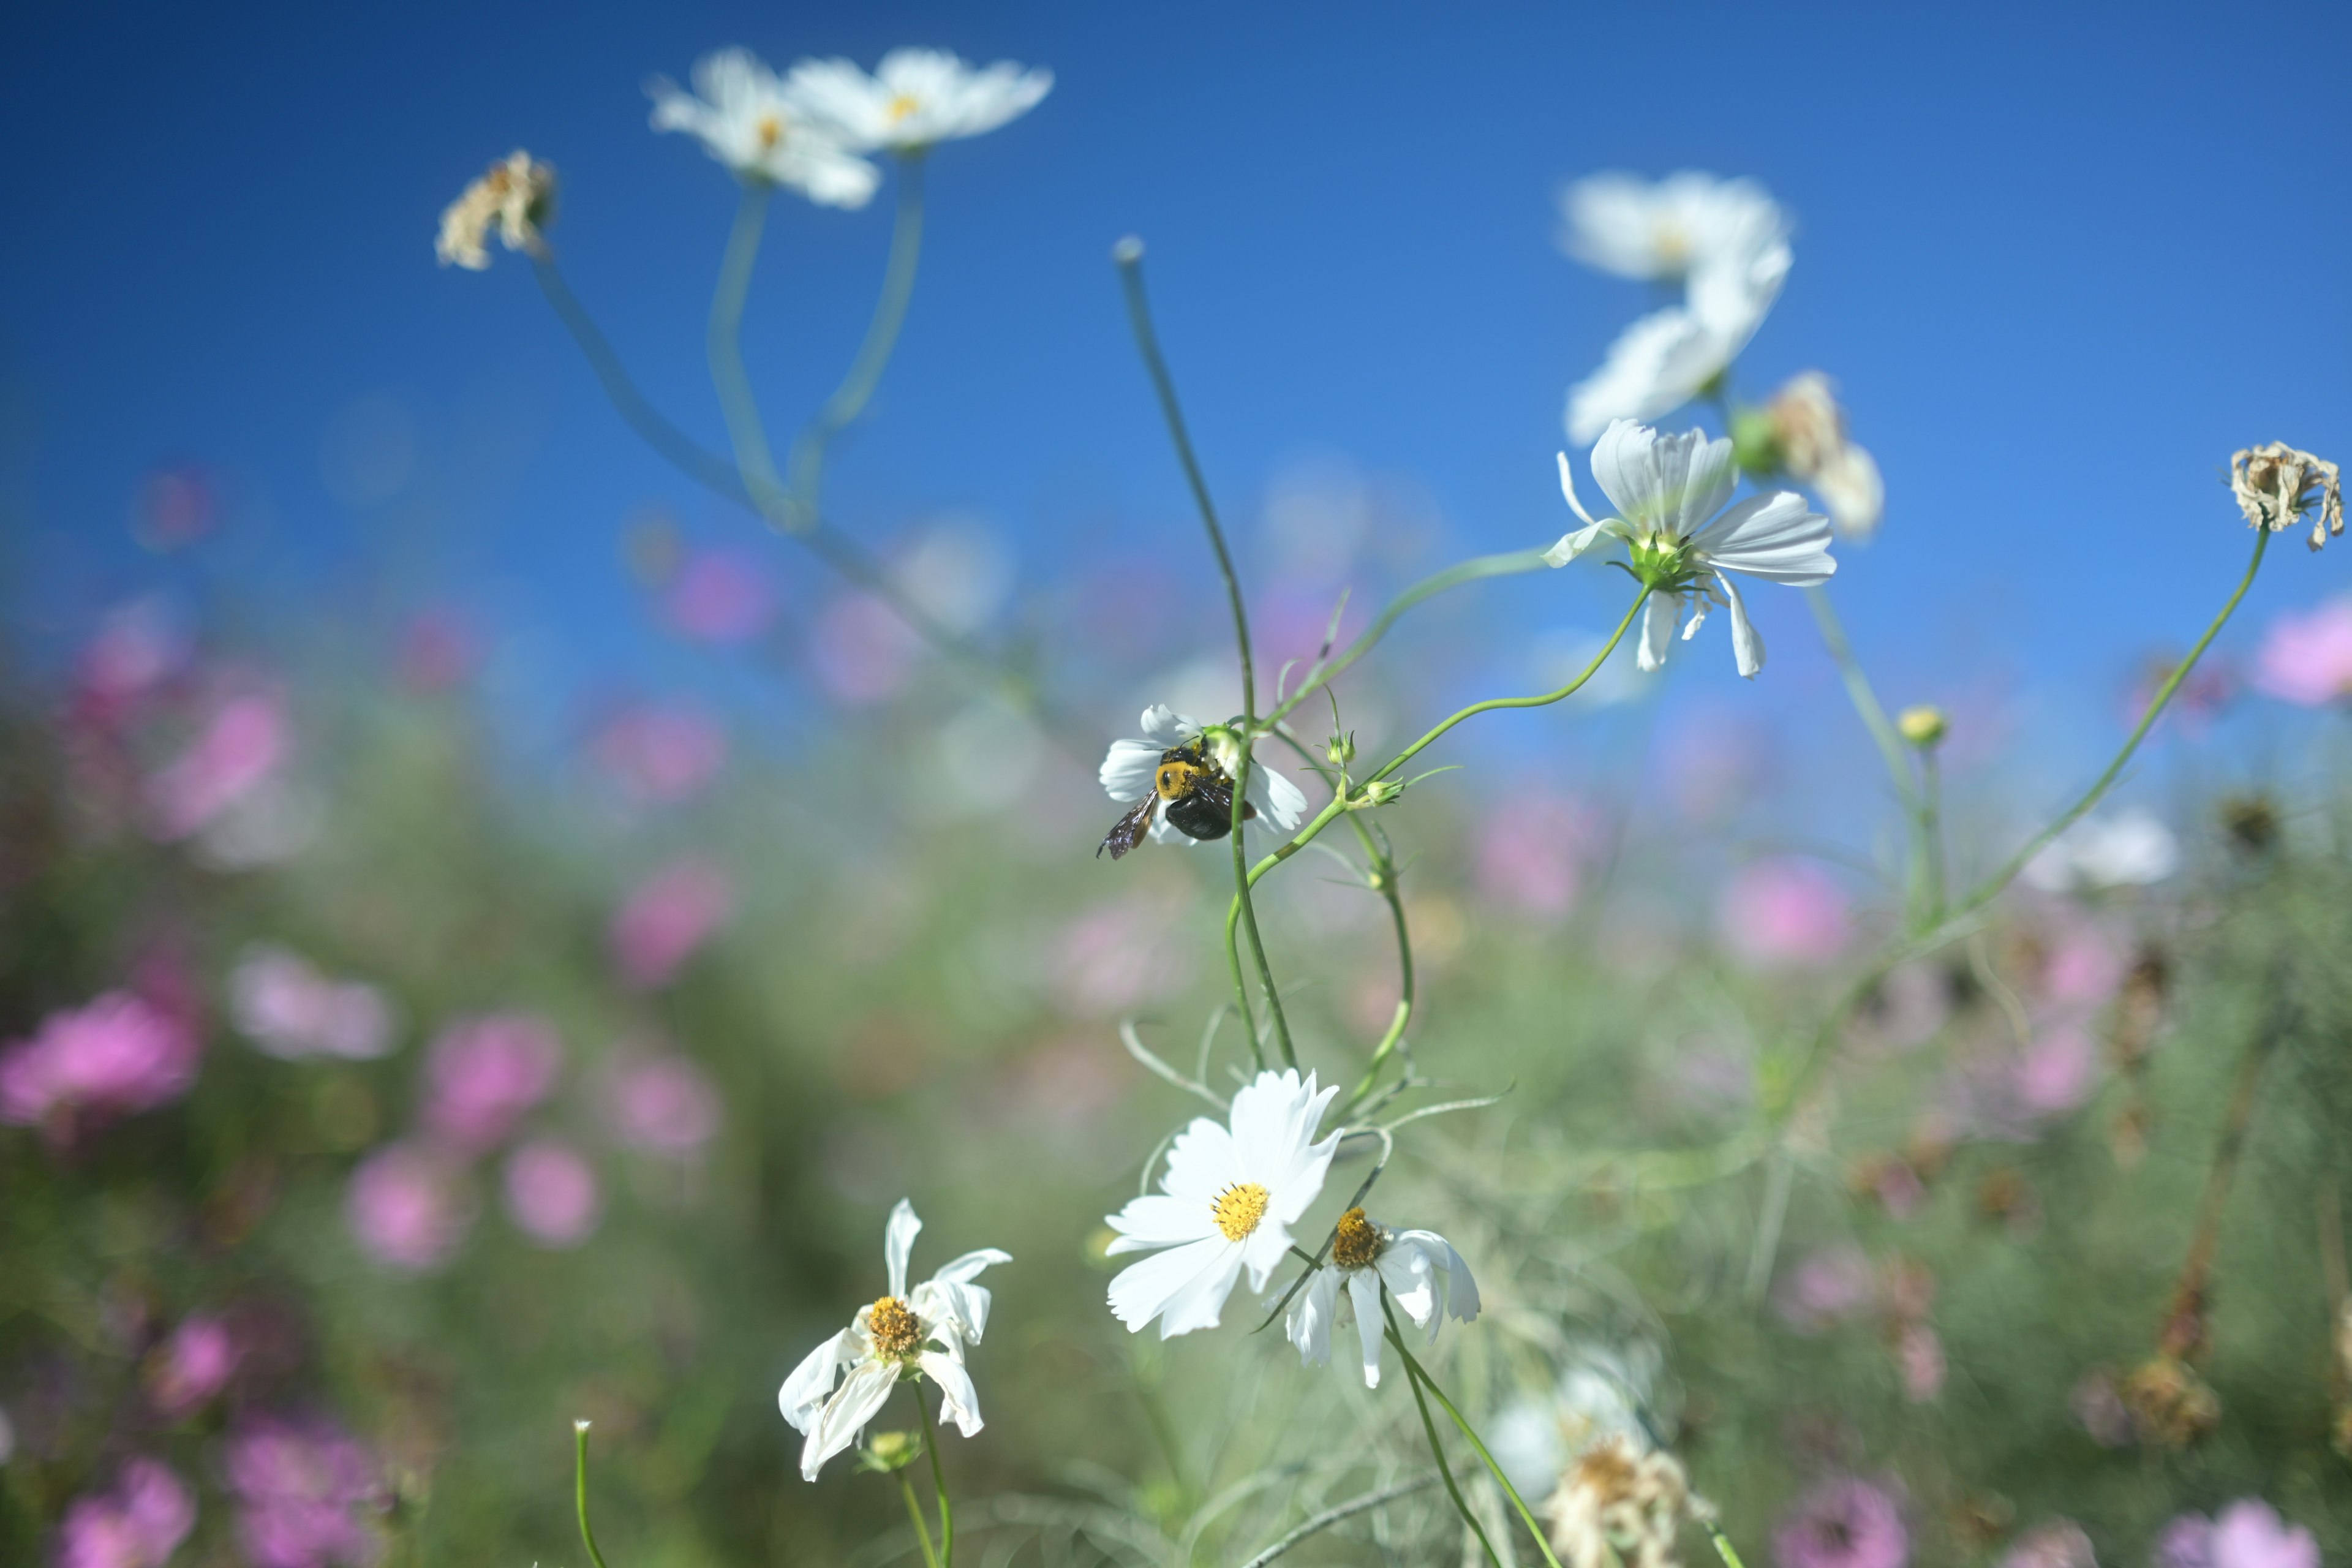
[2022,809,2180,892]
[1098,705,1310,846]
[649,48,880,208]
[1547,420,1834,680]
[1105,1068,1341,1339]
[783,48,1052,154]
[778,1199,1010,1480]
[1559,171,1789,284]
[1284,1207,1479,1388]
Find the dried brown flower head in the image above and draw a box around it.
[437,151,558,271]
[2119,1354,2220,1447]
[2220,794,2280,854]
[2231,442,2343,551]
[1544,1435,1708,1568]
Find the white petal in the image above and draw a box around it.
[1240,1219,1297,1294]
[918,1351,984,1438]
[1251,764,1310,834]
[1589,418,1658,523]
[1718,572,1765,679]
[1139,705,1197,747]
[1106,1234,1230,1334]
[1104,1193,1221,1253]
[1158,1114,1245,1206]
[1154,1242,1248,1339]
[799,1359,899,1482]
[1695,492,1835,583]
[884,1199,921,1300]
[1637,592,1681,673]
[778,1327,855,1433]
[1556,451,1600,529]
[929,1247,1011,1286]
[1376,1240,1439,1327]
[1544,521,1609,568]
[1568,313,1721,447]
[1287,1267,1340,1367]
[1099,737,1163,804]
[1227,1068,1306,1186]
[1390,1229,1480,1330]
[1815,445,1885,539]
[1347,1269,1388,1389]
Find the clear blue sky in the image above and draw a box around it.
[5,0,2349,803]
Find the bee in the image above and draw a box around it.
[1098,735,1257,860]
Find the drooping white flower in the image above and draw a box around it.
[1105,1068,1341,1338]
[436,151,556,270]
[778,1199,1010,1480]
[1098,705,1310,851]
[783,48,1052,154]
[1558,172,1789,284]
[2231,441,2343,552]
[1762,373,1884,539]
[648,48,880,209]
[1547,420,1834,679]
[1284,1207,1478,1387]
[2022,809,2180,893]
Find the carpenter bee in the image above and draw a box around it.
[1098,735,1257,860]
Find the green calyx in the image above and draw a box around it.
[1730,405,1781,478]
[1627,535,1705,596]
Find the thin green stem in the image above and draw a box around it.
[707,184,790,516]
[1387,1326,1566,1568]
[1343,854,1414,1117]
[534,258,745,496]
[1918,748,1947,930]
[1383,1303,1499,1568]
[1704,1521,1750,1568]
[786,154,927,523]
[918,1384,953,1568]
[572,1422,612,1568]
[1238,1476,1440,1568]
[897,1471,941,1568]
[1954,525,2272,921]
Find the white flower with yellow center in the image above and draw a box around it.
[778,1199,1010,1480]
[782,48,1053,154]
[648,48,880,209]
[1284,1207,1479,1387]
[1105,1069,1341,1338]
[1098,705,1310,851]
[435,151,557,270]
[1559,172,1788,284]
[1547,420,1834,679]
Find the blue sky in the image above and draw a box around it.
[5,0,2349,812]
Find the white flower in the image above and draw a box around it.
[1284,1207,1478,1387]
[1566,203,1791,445]
[1546,420,1834,679]
[783,48,1052,154]
[2022,809,2180,893]
[1763,373,1884,539]
[1105,1068,1341,1339]
[778,1199,1010,1480]
[648,48,880,208]
[1558,171,1789,284]
[1098,705,1310,850]
[436,151,556,270]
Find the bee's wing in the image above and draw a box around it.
[1098,794,1159,860]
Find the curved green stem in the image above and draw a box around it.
[535,258,745,497]
[1385,1317,1566,1568]
[918,1383,953,1568]
[572,1422,611,1568]
[896,1471,941,1568]
[786,154,927,523]
[707,184,789,516]
[1383,1302,1499,1568]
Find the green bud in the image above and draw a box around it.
[1896,705,1948,748]
[858,1430,923,1473]
[1730,405,1782,478]
[1354,778,1406,809]
[1326,731,1356,769]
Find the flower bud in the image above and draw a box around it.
[1325,731,1355,769]
[1896,705,1948,748]
[860,1430,922,1472]
[1730,406,1782,477]
[1354,779,1405,809]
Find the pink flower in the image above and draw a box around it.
[224,1414,382,1568]
[590,704,728,804]
[2000,1521,2095,1568]
[1721,858,1853,969]
[394,608,479,693]
[605,1054,722,1155]
[56,1458,195,1568]
[74,598,190,721]
[662,548,775,643]
[146,690,290,840]
[0,992,202,1128]
[502,1139,601,1247]
[1772,1245,1875,1334]
[1896,1322,1945,1403]
[1474,794,1599,918]
[2158,1501,2320,1568]
[808,591,923,704]
[418,1013,562,1152]
[1774,1478,1908,1568]
[2013,1026,2098,1117]
[344,1144,472,1272]
[146,1314,239,1419]
[609,861,734,990]
[2253,597,2352,706]
[228,947,396,1061]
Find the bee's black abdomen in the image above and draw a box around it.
[1164,790,1238,842]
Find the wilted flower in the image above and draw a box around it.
[648,48,879,207]
[1284,1207,1479,1387]
[2120,1354,2220,1448]
[1559,171,1789,284]
[2230,442,2342,551]
[779,1199,1009,1480]
[609,859,734,989]
[1722,858,1854,968]
[2252,597,2352,705]
[605,1052,722,1155]
[2000,1521,2095,1568]
[2158,1500,2320,1568]
[1489,1343,1664,1501]
[146,690,290,841]
[1104,1068,1341,1338]
[344,1143,472,1272]
[0,992,202,1131]
[56,1458,195,1568]
[783,48,1052,154]
[434,150,556,270]
[1549,421,1835,678]
[146,1315,238,1419]
[224,1414,383,1568]
[418,1012,562,1153]
[1774,1477,1909,1568]
[1748,372,1884,538]
[1098,706,1310,852]
[2021,810,2179,893]
[228,946,397,1061]
[501,1139,601,1248]
[1544,1434,1707,1568]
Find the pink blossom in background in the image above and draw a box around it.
[146,1314,238,1419]
[0,992,202,1129]
[344,1144,472,1272]
[56,1457,195,1568]
[2013,1026,2099,1117]
[394,608,479,693]
[224,1414,383,1568]
[809,590,923,704]
[229,946,396,1061]
[419,1012,562,1152]
[1896,1322,1945,1403]
[591,704,728,804]
[609,861,734,989]
[1773,1245,1875,1334]
[2158,1501,2321,1568]
[502,1139,602,1247]
[1869,1159,1926,1219]
[2000,1521,2096,1568]
[146,690,290,840]
[2252,597,2352,706]
[2037,922,2124,1009]
[605,1054,722,1155]
[1722,858,1854,969]
[1661,707,1770,824]
[662,548,775,643]
[74,598,190,722]
[1050,896,1188,1017]
[1474,794,1599,918]
[1774,1477,1909,1568]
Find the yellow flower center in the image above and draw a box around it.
[1653,221,1691,269]
[756,114,785,150]
[1331,1207,1382,1271]
[868,1295,922,1359]
[886,93,921,124]
[1212,1182,1270,1242]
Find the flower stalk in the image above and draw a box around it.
[573,1420,612,1568]
[917,1385,954,1568]
[707,185,791,516]
[1383,1298,1566,1568]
